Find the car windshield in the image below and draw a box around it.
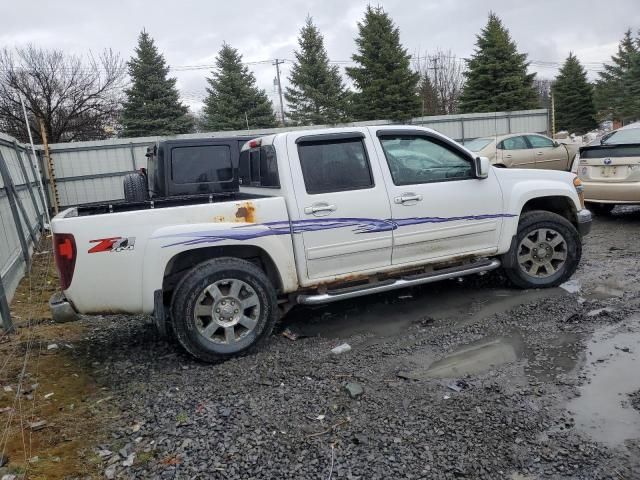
[463,138,492,152]
[602,128,640,145]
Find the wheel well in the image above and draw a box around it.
[521,196,578,227]
[162,245,283,300]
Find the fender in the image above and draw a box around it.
[495,169,581,254]
[141,220,298,314]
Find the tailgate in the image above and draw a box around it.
[577,144,640,183]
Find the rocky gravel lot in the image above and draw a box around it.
[16,207,640,479]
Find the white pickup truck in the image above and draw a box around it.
[50,126,592,362]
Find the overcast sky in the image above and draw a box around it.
[1,0,639,111]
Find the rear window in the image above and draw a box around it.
[580,146,640,159]
[171,145,232,184]
[239,145,280,188]
[297,138,373,194]
[602,128,640,145]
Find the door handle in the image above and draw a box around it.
[304,203,337,215]
[505,154,512,159]
[536,152,544,156]
[394,193,423,204]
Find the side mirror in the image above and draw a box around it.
[553,141,560,148]
[475,156,490,179]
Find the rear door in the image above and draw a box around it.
[526,135,567,170]
[374,129,504,265]
[287,132,393,280]
[498,136,534,167]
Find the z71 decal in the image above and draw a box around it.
[88,237,136,253]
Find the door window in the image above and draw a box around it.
[297,138,373,194]
[527,135,554,149]
[379,135,473,185]
[500,136,528,150]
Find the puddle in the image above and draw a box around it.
[283,281,565,340]
[398,331,581,381]
[399,334,524,379]
[567,318,640,447]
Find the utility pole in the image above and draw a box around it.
[39,119,59,215]
[273,59,286,125]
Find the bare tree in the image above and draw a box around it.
[534,78,553,109]
[414,49,465,115]
[0,45,126,143]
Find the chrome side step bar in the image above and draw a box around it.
[297,258,501,306]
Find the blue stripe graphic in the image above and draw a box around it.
[155,213,517,248]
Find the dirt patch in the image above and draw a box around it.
[1,237,106,479]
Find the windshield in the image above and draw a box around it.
[463,138,493,152]
[602,128,640,145]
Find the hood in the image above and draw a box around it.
[492,165,576,184]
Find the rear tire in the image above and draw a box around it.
[502,211,581,289]
[123,172,148,202]
[586,202,615,216]
[170,257,277,363]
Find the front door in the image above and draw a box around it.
[527,135,567,170]
[374,131,504,265]
[288,132,393,280]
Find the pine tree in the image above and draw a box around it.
[203,43,277,131]
[121,30,193,137]
[417,73,440,116]
[595,29,640,123]
[458,13,538,113]
[552,53,597,134]
[346,6,420,121]
[285,16,349,125]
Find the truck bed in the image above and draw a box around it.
[76,192,268,217]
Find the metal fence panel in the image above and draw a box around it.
[0,134,44,331]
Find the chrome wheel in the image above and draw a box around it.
[193,278,260,345]
[517,228,567,278]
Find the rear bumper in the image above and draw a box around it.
[583,181,640,203]
[49,292,80,323]
[576,209,592,236]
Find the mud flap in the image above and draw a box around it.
[153,289,168,337]
[500,235,518,269]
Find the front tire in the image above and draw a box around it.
[502,211,581,289]
[170,258,277,362]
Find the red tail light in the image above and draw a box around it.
[53,233,76,290]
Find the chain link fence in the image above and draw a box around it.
[0,132,47,332]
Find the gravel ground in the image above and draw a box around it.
[69,207,640,479]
